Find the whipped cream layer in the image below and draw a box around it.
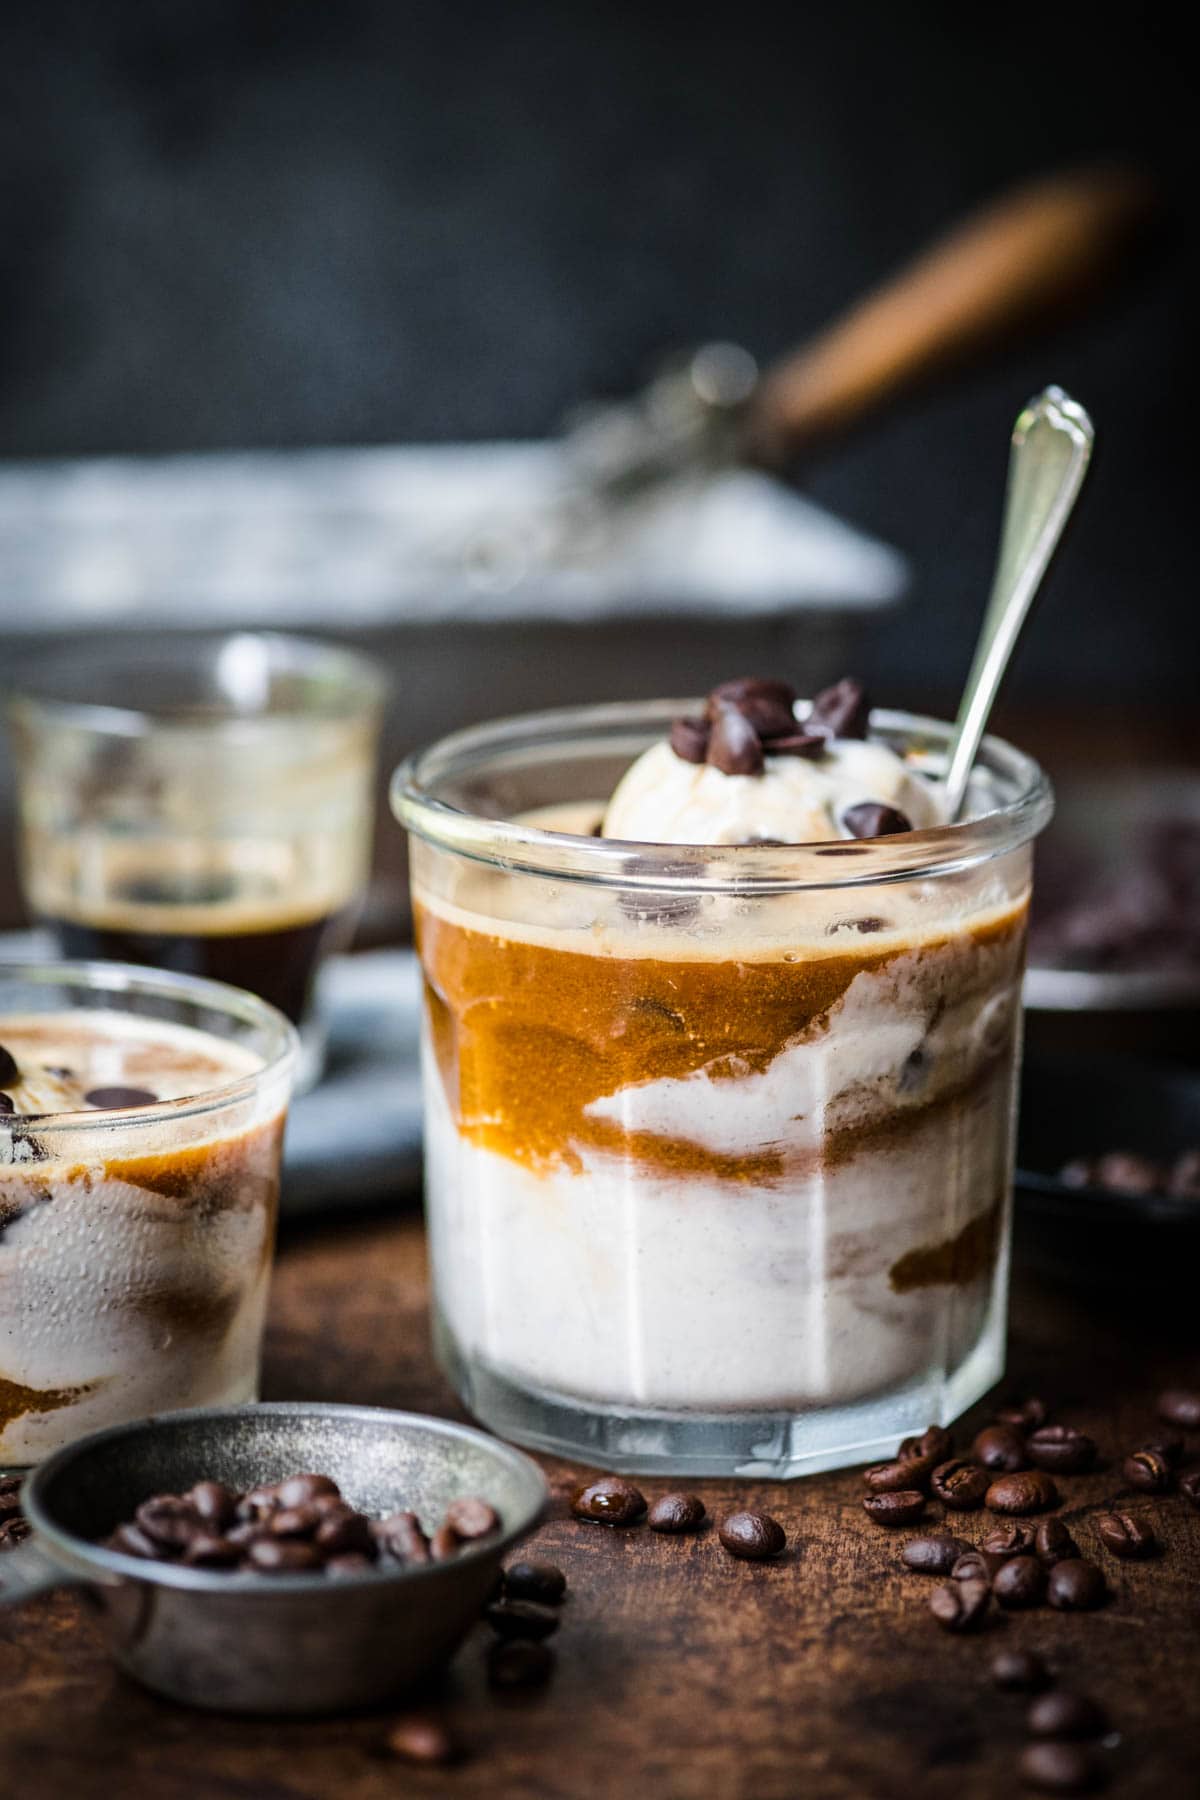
[603,735,946,845]
[0,1010,283,1464]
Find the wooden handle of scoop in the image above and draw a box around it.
[744,164,1158,464]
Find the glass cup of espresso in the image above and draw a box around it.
[6,633,384,1091]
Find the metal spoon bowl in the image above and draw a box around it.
[0,1402,547,1715]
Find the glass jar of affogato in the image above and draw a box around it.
[393,699,1052,1477]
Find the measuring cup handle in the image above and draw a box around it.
[0,1538,85,1606]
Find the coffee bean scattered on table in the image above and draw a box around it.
[1180,1470,1200,1510]
[951,1550,996,1586]
[931,1459,990,1510]
[929,1577,990,1632]
[1026,1426,1095,1475]
[100,1473,499,1575]
[384,1713,458,1766]
[992,1555,1047,1609]
[503,1560,567,1604]
[1027,1690,1108,1740]
[717,1511,786,1560]
[1046,1558,1106,1612]
[991,1648,1050,1692]
[1122,1447,1172,1493]
[982,1521,1037,1561]
[1018,1740,1101,1795]
[973,1425,1029,1473]
[986,1470,1060,1515]
[899,1424,954,1464]
[570,1476,647,1527]
[1033,1518,1080,1566]
[647,1493,706,1533]
[1157,1387,1200,1430]
[994,1396,1049,1431]
[1095,1511,1158,1559]
[901,1534,970,1576]
[487,1638,555,1691]
[864,1456,937,1495]
[862,1490,926,1527]
[485,1599,561,1641]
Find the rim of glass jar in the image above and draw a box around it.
[391,699,1054,892]
[5,631,386,743]
[0,960,298,1136]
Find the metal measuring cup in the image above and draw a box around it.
[0,1401,547,1714]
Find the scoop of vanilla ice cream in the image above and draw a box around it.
[601,737,945,845]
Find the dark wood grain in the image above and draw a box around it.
[2,1211,1197,1800]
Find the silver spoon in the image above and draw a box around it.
[943,385,1094,818]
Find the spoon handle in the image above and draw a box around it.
[943,386,1094,819]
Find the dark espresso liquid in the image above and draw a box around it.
[46,887,354,1026]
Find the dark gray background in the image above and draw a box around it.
[1,2,1194,710]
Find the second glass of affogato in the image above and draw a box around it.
[394,678,1053,1477]
[7,633,384,1090]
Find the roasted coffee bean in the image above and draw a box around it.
[991,1648,1050,1692]
[865,1455,937,1495]
[707,704,764,776]
[485,1599,561,1641]
[444,1496,500,1541]
[488,1638,555,1691]
[1018,1741,1101,1794]
[647,1493,706,1533]
[718,1510,787,1559]
[981,1521,1037,1561]
[384,1714,457,1766]
[247,1537,323,1574]
[225,1521,271,1551]
[1033,1518,1080,1566]
[504,1560,567,1604]
[767,731,826,759]
[1096,1511,1158,1559]
[1046,1558,1106,1611]
[238,1483,284,1520]
[901,1534,971,1576]
[326,1553,374,1577]
[899,1424,954,1463]
[862,1491,925,1528]
[995,1396,1049,1431]
[669,717,710,764]
[951,1551,996,1586]
[809,676,869,740]
[1180,1470,1200,1510]
[1026,1426,1095,1475]
[375,1510,431,1563]
[973,1425,1029,1473]
[985,1471,1059,1515]
[0,1045,18,1086]
[842,802,911,839]
[107,1522,161,1559]
[1123,1447,1171,1493]
[135,1496,202,1551]
[929,1577,989,1632]
[571,1476,647,1527]
[708,677,798,740]
[0,1516,31,1550]
[269,1505,322,1538]
[1027,1690,1108,1740]
[1158,1382,1200,1425]
[931,1459,990,1510]
[315,1507,374,1557]
[186,1481,236,1530]
[83,1085,158,1109]
[992,1554,1047,1609]
[182,1534,240,1568]
[430,1525,461,1561]
[276,1473,340,1508]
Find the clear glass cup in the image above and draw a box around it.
[0,960,296,1466]
[6,632,385,1092]
[392,700,1053,1478]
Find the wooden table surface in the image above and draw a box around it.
[2,1207,1197,1799]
